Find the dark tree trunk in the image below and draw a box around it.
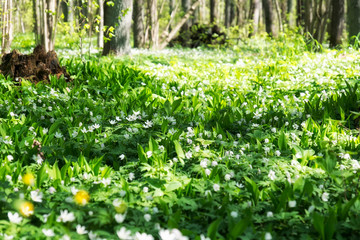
[133,0,145,48]
[250,0,261,36]
[61,1,68,22]
[348,0,360,41]
[225,0,231,27]
[296,0,305,32]
[210,0,218,24]
[103,0,133,55]
[262,0,276,36]
[329,0,344,47]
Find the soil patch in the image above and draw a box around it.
[0,45,70,84]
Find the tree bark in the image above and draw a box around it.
[98,0,104,48]
[250,0,261,36]
[160,0,200,49]
[199,0,206,23]
[348,0,360,41]
[210,0,218,24]
[133,0,145,48]
[225,0,231,27]
[181,0,191,32]
[262,0,276,36]
[169,0,176,30]
[1,0,13,54]
[273,0,283,32]
[148,0,159,49]
[103,0,133,55]
[329,0,344,47]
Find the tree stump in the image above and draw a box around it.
[0,45,70,84]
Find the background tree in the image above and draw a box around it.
[262,0,276,36]
[210,0,218,24]
[103,0,133,55]
[329,0,344,47]
[133,0,145,48]
[348,0,360,43]
[148,0,159,49]
[1,0,13,54]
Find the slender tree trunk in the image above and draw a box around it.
[199,0,206,23]
[329,0,344,47]
[210,0,218,24]
[348,0,360,42]
[181,0,191,32]
[98,0,104,48]
[61,1,68,21]
[251,0,261,35]
[148,0,159,49]
[273,0,283,32]
[133,0,145,48]
[2,0,13,54]
[287,0,295,28]
[225,0,231,27]
[262,0,276,36]
[169,0,176,30]
[103,0,133,55]
[68,0,74,33]
[296,0,305,32]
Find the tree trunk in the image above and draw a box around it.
[169,0,176,30]
[225,0,231,28]
[296,0,305,32]
[160,0,200,49]
[210,0,218,24]
[68,0,74,33]
[61,1,68,21]
[348,0,360,41]
[329,0,344,47]
[98,0,104,48]
[147,0,159,49]
[273,0,283,32]
[1,0,13,54]
[133,0,145,48]
[251,0,261,36]
[262,0,276,36]
[103,0,133,55]
[199,0,206,23]
[287,0,295,28]
[181,0,191,32]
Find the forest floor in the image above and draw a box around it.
[1,36,360,239]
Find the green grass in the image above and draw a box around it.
[1,35,360,239]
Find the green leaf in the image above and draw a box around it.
[207,218,222,240]
[174,140,185,160]
[164,181,182,192]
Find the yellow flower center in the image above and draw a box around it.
[19,201,34,217]
[74,190,90,206]
[23,173,35,186]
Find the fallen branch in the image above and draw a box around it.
[159,0,200,50]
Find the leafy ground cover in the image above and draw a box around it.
[1,36,360,239]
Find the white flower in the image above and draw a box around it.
[268,170,276,180]
[3,234,14,240]
[321,192,329,202]
[213,184,220,192]
[144,213,151,222]
[117,227,132,240]
[230,211,238,218]
[119,154,125,160]
[55,131,63,138]
[159,228,189,240]
[308,205,315,213]
[200,235,210,240]
[129,172,135,181]
[143,187,149,193]
[115,213,127,223]
[200,159,208,168]
[205,169,211,176]
[57,210,75,223]
[88,231,98,240]
[8,212,22,224]
[30,190,43,202]
[275,150,281,156]
[42,229,55,237]
[224,174,231,181]
[7,155,13,162]
[60,235,70,240]
[185,151,192,159]
[288,200,296,208]
[211,161,218,167]
[266,211,273,217]
[42,128,48,134]
[134,232,154,240]
[109,120,117,125]
[101,178,111,187]
[146,151,153,158]
[76,225,88,235]
[265,232,272,240]
[48,187,56,194]
[32,154,43,165]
